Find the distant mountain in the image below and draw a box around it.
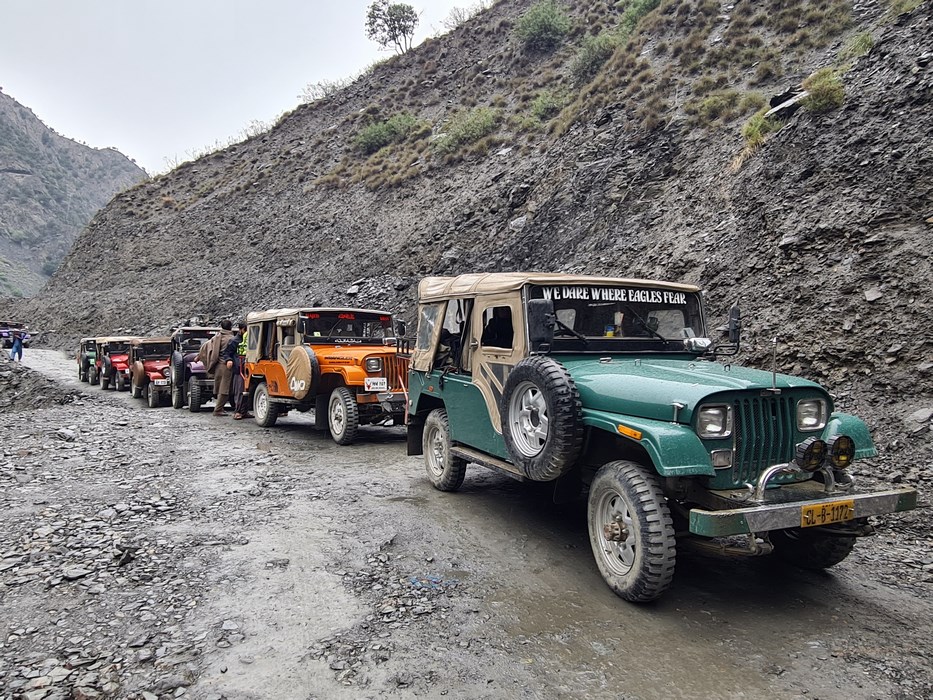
[0,89,147,296]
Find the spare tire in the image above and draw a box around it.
[500,355,584,481]
[284,346,320,401]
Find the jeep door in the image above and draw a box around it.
[441,294,524,460]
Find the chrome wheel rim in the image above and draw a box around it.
[426,424,445,478]
[256,388,268,420]
[594,489,636,575]
[331,396,345,436]
[508,380,548,457]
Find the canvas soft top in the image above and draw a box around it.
[246,307,395,324]
[131,336,172,346]
[417,273,702,302]
[96,336,140,344]
[172,326,222,334]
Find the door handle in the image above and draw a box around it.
[469,340,479,350]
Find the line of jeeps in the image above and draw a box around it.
[72,274,918,602]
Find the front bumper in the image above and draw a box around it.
[689,481,918,537]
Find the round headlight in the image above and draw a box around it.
[827,434,855,469]
[795,437,826,472]
[162,367,171,378]
[365,357,383,373]
[697,405,733,438]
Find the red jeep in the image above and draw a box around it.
[95,336,140,391]
[129,337,173,407]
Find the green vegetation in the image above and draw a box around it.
[838,31,874,61]
[885,0,923,19]
[742,108,783,148]
[570,32,619,85]
[433,107,500,155]
[802,68,845,112]
[618,0,662,37]
[516,0,572,52]
[686,90,766,124]
[530,89,568,122]
[353,113,423,154]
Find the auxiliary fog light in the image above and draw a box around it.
[795,436,827,472]
[827,434,855,469]
[711,450,733,469]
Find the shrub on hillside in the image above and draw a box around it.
[433,108,500,155]
[802,68,845,113]
[530,89,568,121]
[570,32,619,85]
[516,0,572,52]
[838,31,873,61]
[618,0,662,37]
[742,109,783,147]
[354,113,422,154]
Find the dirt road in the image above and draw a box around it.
[1,350,930,700]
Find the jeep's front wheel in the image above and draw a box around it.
[588,461,676,603]
[131,380,142,399]
[88,366,97,385]
[189,382,204,412]
[770,528,856,570]
[253,383,279,427]
[99,368,111,390]
[423,409,466,491]
[501,356,584,481]
[146,384,160,408]
[328,387,359,445]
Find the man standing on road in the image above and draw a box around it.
[229,322,252,420]
[9,329,24,362]
[208,320,235,417]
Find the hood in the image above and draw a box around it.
[561,356,826,423]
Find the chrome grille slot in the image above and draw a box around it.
[733,396,797,484]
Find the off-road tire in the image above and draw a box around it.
[770,528,856,570]
[99,367,111,390]
[328,386,359,445]
[587,460,676,603]
[189,382,204,412]
[147,385,160,409]
[253,382,279,427]
[88,366,97,385]
[423,409,466,491]
[114,372,127,392]
[500,355,584,481]
[131,380,142,398]
[171,381,185,409]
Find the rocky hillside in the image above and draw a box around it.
[3,0,931,454]
[0,90,146,296]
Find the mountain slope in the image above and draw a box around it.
[0,90,147,295]
[5,1,932,414]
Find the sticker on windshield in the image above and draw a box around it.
[540,286,687,305]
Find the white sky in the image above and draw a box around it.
[0,0,465,174]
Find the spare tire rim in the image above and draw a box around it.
[508,380,549,457]
[594,489,635,575]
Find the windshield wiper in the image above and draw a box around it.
[623,305,669,344]
[554,318,589,346]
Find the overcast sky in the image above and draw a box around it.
[0,0,466,174]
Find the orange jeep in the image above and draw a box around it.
[244,307,408,444]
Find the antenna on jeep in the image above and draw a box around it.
[771,337,778,392]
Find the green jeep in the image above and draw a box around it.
[406,273,918,602]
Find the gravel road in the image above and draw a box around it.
[1,350,930,700]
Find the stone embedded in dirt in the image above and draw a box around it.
[221,620,239,631]
[62,567,92,581]
[864,287,884,302]
[907,407,933,424]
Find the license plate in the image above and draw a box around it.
[801,499,855,528]
[365,377,388,391]
[153,379,168,386]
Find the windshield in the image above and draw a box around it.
[528,284,706,347]
[107,343,130,354]
[300,311,394,344]
[179,334,213,353]
[140,343,172,359]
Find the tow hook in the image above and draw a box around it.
[603,521,628,542]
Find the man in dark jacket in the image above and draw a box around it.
[211,320,235,416]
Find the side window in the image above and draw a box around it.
[436,299,470,370]
[247,325,260,352]
[480,306,513,349]
[415,302,444,351]
[261,321,276,360]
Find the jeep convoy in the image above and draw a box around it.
[405,273,918,602]
[69,276,919,603]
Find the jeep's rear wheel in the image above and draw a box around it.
[501,356,584,481]
[189,382,203,412]
[253,383,279,427]
[328,386,359,445]
[770,528,856,570]
[423,409,466,491]
[588,461,676,603]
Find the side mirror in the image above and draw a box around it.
[395,320,407,338]
[527,299,555,351]
[728,305,742,345]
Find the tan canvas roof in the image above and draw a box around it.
[173,326,222,334]
[96,336,141,344]
[131,336,172,346]
[246,307,394,323]
[417,273,702,302]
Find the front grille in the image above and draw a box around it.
[732,395,797,484]
[382,354,410,392]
